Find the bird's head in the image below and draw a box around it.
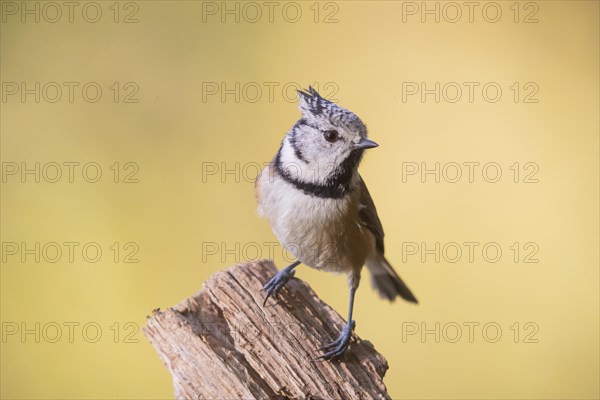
[277,87,377,188]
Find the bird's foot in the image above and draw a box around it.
[315,320,356,361]
[262,267,296,306]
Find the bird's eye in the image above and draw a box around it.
[323,130,339,143]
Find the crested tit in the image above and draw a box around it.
[255,87,418,360]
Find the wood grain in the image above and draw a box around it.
[144,260,391,399]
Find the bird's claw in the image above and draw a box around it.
[315,320,356,361]
[262,268,296,306]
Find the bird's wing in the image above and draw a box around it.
[357,175,385,254]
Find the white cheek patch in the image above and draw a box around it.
[279,136,336,185]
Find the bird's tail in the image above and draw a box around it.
[366,256,418,303]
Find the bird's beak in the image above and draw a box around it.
[354,138,379,150]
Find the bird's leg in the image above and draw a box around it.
[262,260,301,306]
[316,286,357,360]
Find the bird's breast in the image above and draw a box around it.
[256,165,373,272]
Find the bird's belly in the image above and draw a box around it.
[259,175,371,272]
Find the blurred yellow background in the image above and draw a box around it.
[1,1,598,399]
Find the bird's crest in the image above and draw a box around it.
[297,86,331,116]
[297,86,367,137]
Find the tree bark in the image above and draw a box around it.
[144,260,391,399]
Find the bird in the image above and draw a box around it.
[254,86,418,360]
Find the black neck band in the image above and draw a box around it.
[274,148,362,199]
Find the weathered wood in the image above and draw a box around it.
[144,260,391,399]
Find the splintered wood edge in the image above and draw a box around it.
[144,260,391,399]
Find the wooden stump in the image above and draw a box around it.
[144,260,391,399]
